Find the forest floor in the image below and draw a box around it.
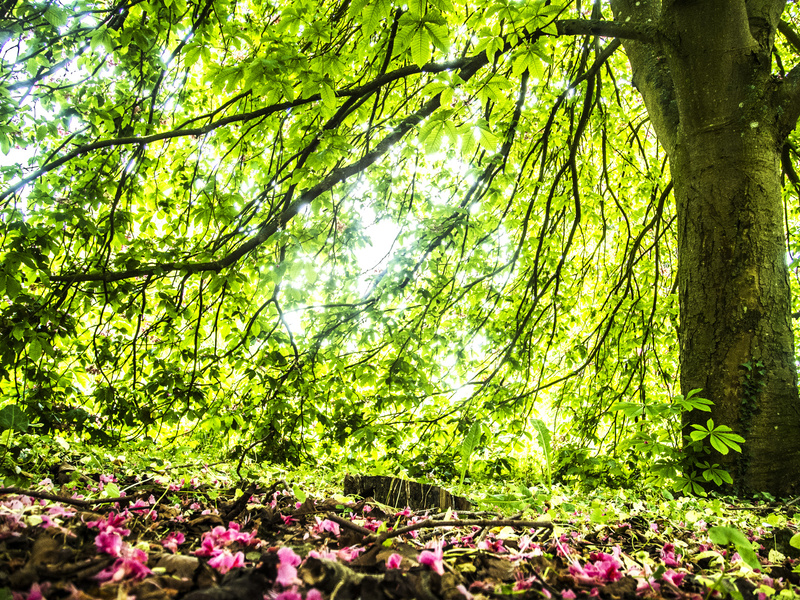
[0,456,799,600]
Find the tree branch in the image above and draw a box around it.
[0,57,484,204]
[775,59,800,138]
[49,55,494,284]
[556,18,656,42]
[41,15,649,288]
[608,0,679,155]
[4,19,647,205]
[773,17,800,136]
[745,1,788,51]
[778,19,800,54]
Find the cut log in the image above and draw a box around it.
[343,474,471,511]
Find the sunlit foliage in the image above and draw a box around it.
[0,0,798,488]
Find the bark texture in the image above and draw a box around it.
[609,0,800,495]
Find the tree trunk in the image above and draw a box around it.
[610,0,800,495]
[673,126,800,495]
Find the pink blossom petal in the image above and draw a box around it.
[162,531,185,553]
[46,505,75,518]
[313,517,341,537]
[208,550,245,574]
[276,562,298,587]
[455,584,473,599]
[662,569,685,587]
[386,553,403,569]
[337,546,365,562]
[95,531,124,557]
[278,546,302,567]
[308,549,338,561]
[95,548,151,583]
[419,542,445,575]
[13,582,48,600]
[660,543,681,567]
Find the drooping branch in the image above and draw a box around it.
[37,16,655,288]
[50,101,439,283]
[49,54,495,284]
[0,57,484,204]
[3,18,657,206]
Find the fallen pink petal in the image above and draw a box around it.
[419,541,445,576]
[207,549,245,574]
[386,552,403,568]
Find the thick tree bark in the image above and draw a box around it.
[673,127,800,494]
[610,0,800,494]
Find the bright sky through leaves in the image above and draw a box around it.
[2,0,800,493]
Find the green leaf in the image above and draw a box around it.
[708,526,761,570]
[440,87,453,107]
[708,527,750,546]
[305,265,319,285]
[459,420,481,485]
[293,484,307,502]
[476,123,497,151]
[709,434,730,455]
[699,462,733,485]
[678,389,714,411]
[610,401,644,419]
[528,55,546,80]
[459,123,477,156]
[43,6,67,27]
[89,29,114,52]
[5,276,20,300]
[530,418,552,486]
[530,418,551,455]
[790,532,800,550]
[347,0,370,20]
[443,120,458,141]
[713,431,743,453]
[357,0,391,39]
[0,405,29,432]
[425,21,449,52]
[419,119,445,152]
[410,28,432,67]
[320,82,337,110]
[102,482,121,498]
[511,52,531,77]
[28,338,42,363]
[184,44,204,68]
[409,0,426,15]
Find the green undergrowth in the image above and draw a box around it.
[1,430,797,531]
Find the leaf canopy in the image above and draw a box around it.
[1,0,800,481]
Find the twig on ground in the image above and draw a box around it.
[367,518,556,545]
[0,486,153,508]
[326,512,375,536]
